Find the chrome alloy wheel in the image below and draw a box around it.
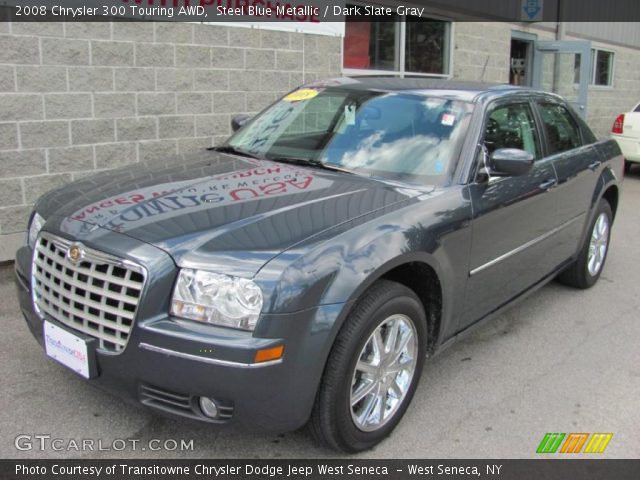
[588,212,610,276]
[350,314,418,432]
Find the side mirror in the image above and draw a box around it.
[231,114,251,132]
[489,148,534,176]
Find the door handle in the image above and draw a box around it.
[588,161,602,171]
[539,179,557,191]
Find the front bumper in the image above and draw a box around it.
[15,232,344,433]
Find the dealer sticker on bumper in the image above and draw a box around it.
[44,321,90,379]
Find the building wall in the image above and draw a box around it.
[0,21,342,260]
[452,22,640,138]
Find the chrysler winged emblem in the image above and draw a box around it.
[66,243,85,264]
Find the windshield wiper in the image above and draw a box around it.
[268,156,356,175]
[208,145,260,159]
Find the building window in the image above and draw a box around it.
[573,49,615,87]
[592,49,614,86]
[343,3,450,76]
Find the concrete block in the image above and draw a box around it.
[176,45,211,68]
[42,38,90,65]
[68,67,114,92]
[0,35,40,64]
[156,68,193,91]
[0,205,32,234]
[65,22,111,40]
[0,150,46,178]
[137,92,176,116]
[20,121,70,148]
[71,119,116,145]
[91,40,134,66]
[48,145,95,173]
[0,123,18,150]
[94,93,136,118]
[16,66,67,92]
[158,115,195,138]
[44,94,92,119]
[114,67,156,92]
[116,117,157,141]
[95,142,138,169]
[135,43,175,67]
[0,179,23,206]
[177,92,212,114]
[211,47,244,69]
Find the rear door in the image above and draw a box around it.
[533,99,602,262]
[460,98,559,330]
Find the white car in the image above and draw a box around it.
[611,102,640,173]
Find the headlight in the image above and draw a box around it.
[28,212,45,248]
[170,269,263,331]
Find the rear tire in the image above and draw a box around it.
[558,199,612,289]
[624,160,632,174]
[308,280,427,452]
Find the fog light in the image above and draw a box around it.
[199,397,219,418]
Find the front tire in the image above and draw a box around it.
[308,280,427,452]
[624,160,632,174]
[558,199,612,289]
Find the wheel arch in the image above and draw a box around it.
[332,253,445,357]
[601,184,619,220]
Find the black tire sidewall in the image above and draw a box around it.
[332,287,427,451]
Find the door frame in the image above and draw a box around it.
[532,40,591,117]
[510,30,538,87]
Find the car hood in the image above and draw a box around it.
[39,151,423,275]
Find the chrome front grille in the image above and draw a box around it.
[32,233,146,353]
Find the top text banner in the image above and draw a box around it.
[2,0,347,34]
[3,0,640,23]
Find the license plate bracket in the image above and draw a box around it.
[43,321,98,379]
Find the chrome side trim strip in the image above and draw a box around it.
[138,342,283,369]
[469,214,585,277]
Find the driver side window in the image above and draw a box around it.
[484,103,541,159]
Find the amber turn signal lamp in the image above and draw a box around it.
[254,345,284,363]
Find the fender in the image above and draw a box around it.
[256,186,473,345]
[577,146,622,255]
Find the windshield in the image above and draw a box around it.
[226,86,473,185]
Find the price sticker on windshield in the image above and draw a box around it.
[283,88,320,102]
[441,113,456,126]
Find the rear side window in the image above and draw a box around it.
[536,102,582,155]
[634,104,640,113]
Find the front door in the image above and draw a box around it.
[460,99,559,330]
[532,40,591,117]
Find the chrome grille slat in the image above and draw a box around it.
[33,256,141,304]
[32,233,146,353]
[33,269,136,321]
[34,285,130,335]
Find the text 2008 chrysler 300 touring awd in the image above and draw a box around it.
[15,78,623,452]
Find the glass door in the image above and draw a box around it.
[532,40,591,117]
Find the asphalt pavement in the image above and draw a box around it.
[1,172,639,459]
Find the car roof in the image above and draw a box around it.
[306,76,540,103]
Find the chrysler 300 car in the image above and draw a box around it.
[15,78,623,452]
